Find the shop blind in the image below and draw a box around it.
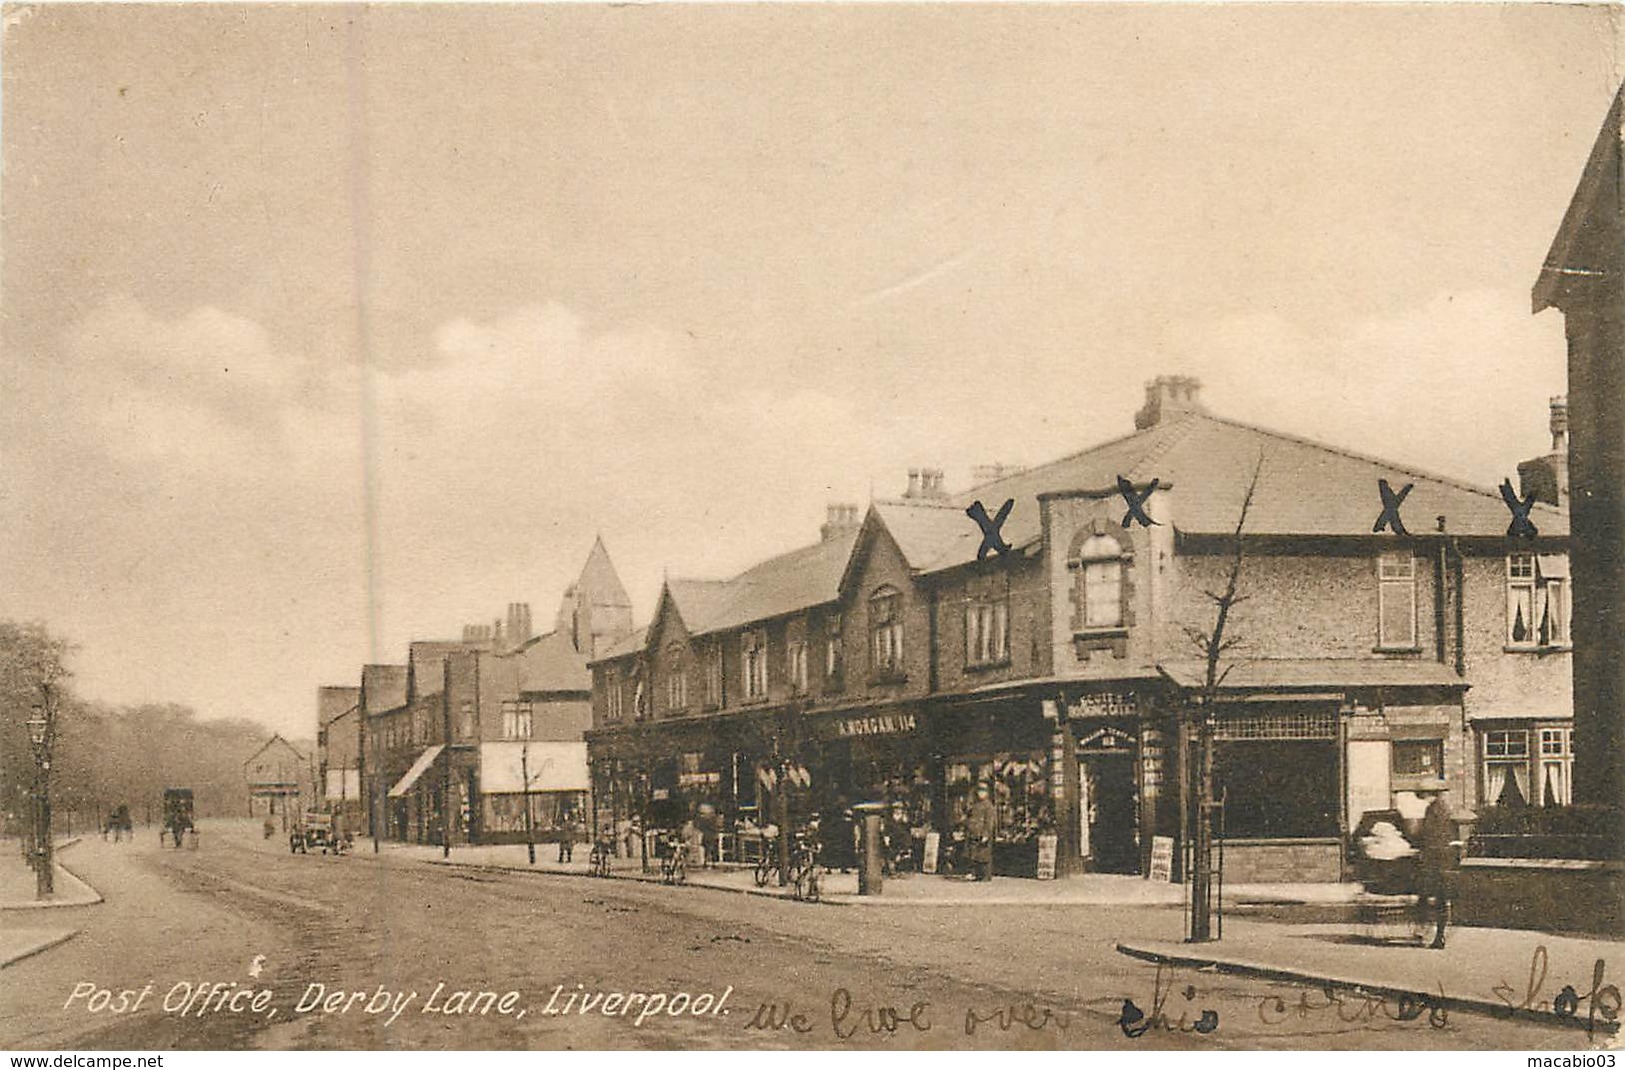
[1215,710,1337,741]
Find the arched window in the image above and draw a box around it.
[870,585,904,674]
[1078,534,1124,629]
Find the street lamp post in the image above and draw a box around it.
[27,687,57,899]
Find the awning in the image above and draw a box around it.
[478,741,589,794]
[1157,659,1468,692]
[388,745,445,798]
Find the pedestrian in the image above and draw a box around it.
[1415,782,1456,949]
[966,782,998,882]
[557,813,577,863]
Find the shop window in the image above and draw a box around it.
[1539,727,1572,807]
[1075,534,1125,630]
[605,668,623,720]
[1377,551,1417,650]
[965,599,1010,667]
[1483,729,1530,808]
[870,587,904,677]
[704,644,723,709]
[1214,740,1340,839]
[665,644,687,712]
[787,639,809,694]
[1391,739,1442,778]
[501,700,533,740]
[742,630,768,700]
[824,613,844,691]
[1508,553,1570,649]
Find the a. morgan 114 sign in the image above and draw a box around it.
[831,712,919,738]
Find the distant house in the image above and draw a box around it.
[244,734,310,825]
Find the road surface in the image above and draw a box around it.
[0,821,1596,1051]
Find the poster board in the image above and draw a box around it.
[1150,835,1175,882]
[1036,834,1058,880]
[922,831,940,874]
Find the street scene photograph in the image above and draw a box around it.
[1,0,1622,1055]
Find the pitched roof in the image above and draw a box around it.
[687,531,860,637]
[360,664,408,713]
[508,628,591,693]
[665,579,734,634]
[578,535,632,609]
[1534,80,1624,313]
[895,412,1567,575]
[593,408,1566,662]
[317,686,360,728]
[596,626,650,663]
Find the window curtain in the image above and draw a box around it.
[1485,760,1531,808]
[1541,759,1572,807]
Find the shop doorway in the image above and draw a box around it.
[1079,753,1139,874]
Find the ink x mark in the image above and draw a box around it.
[967,499,1014,561]
[1117,476,1160,528]
[1374,478,1413,537]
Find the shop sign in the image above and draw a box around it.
[1077,726,1136,752]
[677,771,721,787]
[1068,691,1138,720]
[828,711,919,739]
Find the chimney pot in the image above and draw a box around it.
[906,469,921,497]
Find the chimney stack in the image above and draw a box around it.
[820,503,861,542]
[1134,375,1206,430]
[906,468,921,497]
[1517,395,1570,507]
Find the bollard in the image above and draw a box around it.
[855,804,885,896]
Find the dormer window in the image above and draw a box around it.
[1078,534,1125,630]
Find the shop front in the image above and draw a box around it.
[586,709,786,861]
[930,696,1056,878]
[1059,685,1170,878]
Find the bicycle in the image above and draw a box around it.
[660,835,688,885]
[790,834,822,903]
[589,837,615,879]
[753,831,782,887]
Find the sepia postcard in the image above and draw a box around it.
[1,1,1623,1057]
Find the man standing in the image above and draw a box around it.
[1415,783,1456,949]
[966,782,998,882]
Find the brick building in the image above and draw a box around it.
[316,685,362,822]
[587,379,1572,882]
[345,539,633,846]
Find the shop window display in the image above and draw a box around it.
[945,754,1053,874]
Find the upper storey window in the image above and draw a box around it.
[870,587,904,676]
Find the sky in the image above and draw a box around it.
[1,3,1620,740]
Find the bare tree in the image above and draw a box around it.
[1181,453,1265,942]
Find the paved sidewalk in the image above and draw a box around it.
[363,838,1359,907]
[1119,916,1625,1036]
[0,839,102,910]
[0,928,78,969]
